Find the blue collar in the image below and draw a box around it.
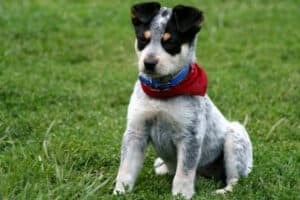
[139,65,190,90]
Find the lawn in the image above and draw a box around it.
[0,0,299,199]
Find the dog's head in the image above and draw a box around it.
[131,2,204,78]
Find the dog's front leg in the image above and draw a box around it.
[114,129,148,194]
[172,136,201,199]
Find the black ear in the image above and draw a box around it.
[131,2,161,25]
[173,5,204,33]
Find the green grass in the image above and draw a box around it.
[0,0,299,199]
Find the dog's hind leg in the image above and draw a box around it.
[216,122,253,194]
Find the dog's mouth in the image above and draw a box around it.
[144,69,158,76]
[140,72,168,82]
[141,69,163,79]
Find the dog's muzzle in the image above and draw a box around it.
[144,56,158,73]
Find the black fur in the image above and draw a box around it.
[163,5,204,55]
[131,2,161,25]
[131,2,161,50]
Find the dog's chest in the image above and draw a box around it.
[131,91,204,154]
[147,115,178,161]
[131,94,199,130]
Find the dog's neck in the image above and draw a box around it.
[139,63,207,98]
[139,64,192,90]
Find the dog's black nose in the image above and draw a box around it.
[144,57,158,72]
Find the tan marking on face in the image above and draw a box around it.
[144,31,151,40]
[163,32,171,41]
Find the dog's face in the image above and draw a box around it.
[131,2,204,78]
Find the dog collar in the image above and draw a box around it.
[139,63,208,98]
[139,65,190,90]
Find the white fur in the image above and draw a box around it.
[154,157,169,175]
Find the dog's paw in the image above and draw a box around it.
[113,187,125,195]
[113,184,126,195]
[172,178,195,199]
[113,180,133,195]
[155,164,169,175]
[215,178,237,195]
[215,188,231,195]
[215,184,234,195]
[154,157,164,167]
[154,157,169,175]
[172,188,194,200]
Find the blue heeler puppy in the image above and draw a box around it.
[113,2,253,199]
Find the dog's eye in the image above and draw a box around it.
[136,31,151,50]
[161,32,175,45]
[137,31,151,42]
[138,36,149,42]
[161,36,175,45]
[161,35,181,55]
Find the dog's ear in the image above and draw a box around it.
[131,2,161,25]
[173,5,204,33]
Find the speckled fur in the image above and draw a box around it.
[114,5,253,199]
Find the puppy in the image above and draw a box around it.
[114,2,253,199]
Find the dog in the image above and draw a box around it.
[113,2,253,199]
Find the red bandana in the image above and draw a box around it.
[140,63,207,98]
